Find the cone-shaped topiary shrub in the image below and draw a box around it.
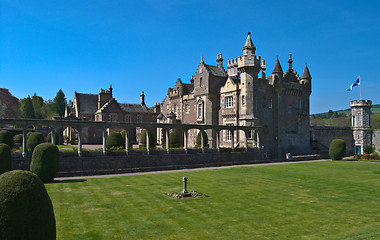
[46,132,60,145]
[30,143,59,183]
[0,170,56,239]
[140,129,156,148]
[27,132,45,152]
[106,132,124,149]
[13,134,23,145]
[196,131,209,148]
[169,132,180,148]
[329,139,346,160]
[0,143,11,175]
[0,130,14,148]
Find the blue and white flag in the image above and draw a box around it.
[346,76,360,91]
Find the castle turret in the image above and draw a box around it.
[301,63,312,91]
[238,32,262,120]
[351,100,372,154]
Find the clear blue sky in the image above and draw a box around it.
[1,0,379,114]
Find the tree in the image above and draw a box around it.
[20,96,35,119]
[41,99,58,120]
[53,89,67,117]
[31,94,44,119]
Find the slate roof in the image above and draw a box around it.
[243,32,255,51]
[183,83,194,94]
[272,56,283,74]
[75,93,98,114]
[204,64,227,77]
[120,103,148,113]
[301,63,312,79]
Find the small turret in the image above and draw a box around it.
[243,32,256,54]
[272,56,283,75]
[301,63,311,80]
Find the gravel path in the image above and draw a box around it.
[55,159,330,181]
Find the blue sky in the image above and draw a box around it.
[1,0,379,113]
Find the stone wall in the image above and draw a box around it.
[372,130,380,153]
[310,126,354,155]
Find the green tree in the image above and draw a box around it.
[32,93,44,119]
[53,89,67,117]
[20,96,35,119]
[41,100,58,120]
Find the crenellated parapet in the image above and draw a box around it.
[350,100,372,108]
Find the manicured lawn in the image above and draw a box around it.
[45,161,380,239]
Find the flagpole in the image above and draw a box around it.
[359,74,362,100]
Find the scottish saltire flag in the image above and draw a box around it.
[346,76,360,91]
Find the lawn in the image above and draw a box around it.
[45,161,380,240]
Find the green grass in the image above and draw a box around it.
[45,161,380,239]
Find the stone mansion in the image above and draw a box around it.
[159,32,312,158]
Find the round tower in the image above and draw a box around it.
[350,99,372,154]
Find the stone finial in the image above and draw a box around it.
[201,56,204,63]
[288,54,293,71]
[140,91,145,106]
[217,54,219,59]
[220,53,222,58]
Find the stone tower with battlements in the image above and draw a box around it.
[351,100,372,154]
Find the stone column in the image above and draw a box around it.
[78,127,83,157]
[244,130,248,151]
[125,129,130,155]
[22,127,27,158]
[102,127,107,156]
[183,129,188,154]
[231,129,235,151]
[146,128,150,155]
[201,129,205,153]
[216,130,220,152]
[256,130,260,148]
[50,128,56,145]
[165,128,170,154]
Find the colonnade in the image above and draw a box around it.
[0,119,262,157]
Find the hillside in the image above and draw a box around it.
[310,104,380,129]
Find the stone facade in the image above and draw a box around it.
[159,33,312,158]
[310,126,354,155]
[65,86,157,144]
[351,100,372,154]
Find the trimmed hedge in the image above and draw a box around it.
[27,132,45,152]
[30,143,59,183]
[196,131,209,148]
[140,129,156,148]
[0,170,56,239]
[0,130,14,148]
[329,139,346,160]
[13,134,23,145]
[0,143,11,174]
[106,132,124,149]
[169,132,180,148]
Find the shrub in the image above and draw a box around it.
[106,132,124,149]
[30,143,59,183]
[140,129,156,148]
[0,143,11,174]
[196,131,209,148]
[0,130,14,148]
[46,132,60,145]
[13,134,23,145]
[329,139,346,160]
[27,132,45,152]
[364,145,375,155]
[169,132,180,148]
[0,170,56,239]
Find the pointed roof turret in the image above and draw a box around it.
[243,32,256,53]
[272,56,283,74]
[301,63,311,79]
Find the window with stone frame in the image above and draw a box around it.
[225,96,233,108]
[226,123,234,142]
[197,103,203,118]
[241,95,245,105]
[173,104,177,115]
[109,113,118,122]
[185,104,190,114]
[200,77,203,87]
[137,116,142,123]
[247,130,253,139]
[125,115,131,122]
